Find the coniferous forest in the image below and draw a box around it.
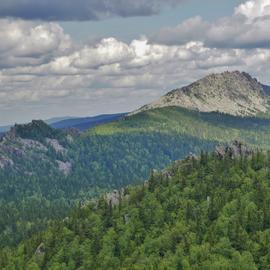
[0,0,270,268]
[2,147,270,269]
[2,107,270,250]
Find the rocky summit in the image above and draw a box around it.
[133,71,270,116]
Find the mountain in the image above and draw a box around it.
[133,71,270,117]
[3,106,270,246]
[2,71,270,249]
[2,144,270,269]
[263,84,270,95]
[45,116,76,125]
[50,113,127,131]
[0,117,73,134]
[0,121,79,246]
[0,113,127,134]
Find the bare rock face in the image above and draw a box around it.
[105,190,123,207]
[35,243,45,261]
[215,140,253,159]
[132,71,270,117]
[0,145,24,157]
[0,120,74,173]
[56,160,72,176]
[19,138,48,152]
[0,156,14,169]
[46,138,67,154]
[105,189,130,207]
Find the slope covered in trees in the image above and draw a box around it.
[3,107,270,247]
[89,107,270,148]
[2,144,270,269]
[0,112,216,247]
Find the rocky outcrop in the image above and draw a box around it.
[19,138,48,152]
[105,189,130,207]
[132,71,270,117]
[35,242,45,261]
[56,160,72,176]
[0,156,14,169]
[0,145,24,158]
[105,190,123,207]
[46,138,67,154]
[0,137,47,161]
[215,140,254,159]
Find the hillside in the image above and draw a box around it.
[2,144,270,269]
[0,113,215,247]
[0,113,126,134]
[133,71,270,117]
[50,113,126,131]
[3,107,270,246]
[89,106,270,149]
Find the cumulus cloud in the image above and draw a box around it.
[152,0,270,49]
[0,0,184,21]
[1,0,270,124]
[1,33,268,104]
[0,19,72,68]
[235,0,270,19]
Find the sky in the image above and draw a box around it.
[0,0,270,125]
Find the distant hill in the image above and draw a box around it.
[263,84,270,95]
[0,125,11,133]
[45,116,76,125]
[133,71,270,117]
[50,113,127,130]
[0,113,127,134]
[0,117,73,133]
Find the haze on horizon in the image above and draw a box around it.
[0,0,270,125]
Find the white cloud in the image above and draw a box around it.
[73,38,134,69]
[152,0,270,49]
[235,0,270,19]
[1,0,270,124]
[0,19,72,68]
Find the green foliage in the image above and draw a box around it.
[89,107,270,148]
[0,115,216,247]
[3,106,270,248]
[2,150,270,269]
[13,120,62,141]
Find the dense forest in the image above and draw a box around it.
[2,107,270,248]
[2,144,270,269]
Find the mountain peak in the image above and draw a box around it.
[133,71,270,117]
[6,120,58,140]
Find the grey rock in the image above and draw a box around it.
[0,156,14,169]
[105,189,122,207]
[46,138,67,154]
[215,140,253,159]
[19,138,48,152]
[56,160,72,176]
[132,71,270,117]
[35,243,45,261]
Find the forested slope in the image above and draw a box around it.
[2,144,270,269]
[3,107,270,247]
[89,107,270,148]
